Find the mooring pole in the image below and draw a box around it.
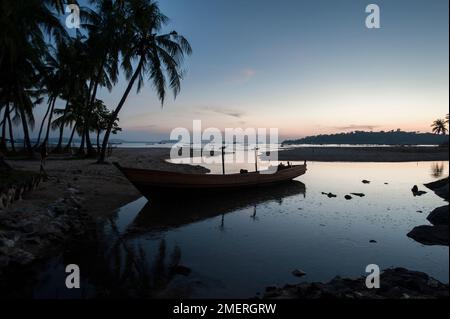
[254,147,259,172]
[221,141,226,175]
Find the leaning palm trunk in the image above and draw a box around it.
[85,129,95,156]
[6,109,15,152]
[65,122,78,151]
[19,106,32,154]
[98,57,145,163]
[0,105,9,151]
[84,66,105,157]
[54,100,70,152]
[35,97,54,148]
[42,97,57,147]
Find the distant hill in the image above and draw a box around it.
[283,130,449,146]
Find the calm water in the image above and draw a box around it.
[5,161,448,298]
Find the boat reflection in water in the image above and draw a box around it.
[124,180,306,236]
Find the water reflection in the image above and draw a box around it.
[431,162,445,178]
[125,181,306,236]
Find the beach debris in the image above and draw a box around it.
[322,192,337,198]
[369,240,377,243]
[362,180,371,184]
[292,269,307,277]
[350,193,365,197]
[411,185,427,196]
[417,210,423,213]
[384,182,389,185]
[344,195,352,200]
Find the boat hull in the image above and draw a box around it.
[114,163,307,199]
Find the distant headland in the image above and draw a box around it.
[283,130,449,146]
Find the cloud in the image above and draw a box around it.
[333,124,380,131]
[198,106,245,119]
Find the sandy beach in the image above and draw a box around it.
[273,146,449,162]
[4,148,209,218]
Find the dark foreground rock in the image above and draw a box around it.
[427,206,449,226]
[408,205,449,246]
[424,177,449,201]
[407,225,449,246]
[0,190,94,275]
[263,268,449,299]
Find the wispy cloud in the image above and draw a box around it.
[198,106,245,119]
[333,124,380,131]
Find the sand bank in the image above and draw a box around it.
[271,146,449,162]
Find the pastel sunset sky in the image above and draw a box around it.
[37,0,450,141]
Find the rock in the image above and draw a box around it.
[424,178,449,201]
[384,182,389,185]
[174,265,192,276]
[265,286,277,292]
[411,185,427,196]
[322,192,337,198]
[362,180,370,184]
[292,269,307,277]
[344,195,352,200]
[369,240,377,243]
[417,210,423,213]
[263,268,449,299]
[427,206,449,226]
[350,193,365,197]
[407,225,449,246]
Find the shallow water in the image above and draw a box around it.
[109,161,449,298]
[5,161,448,299]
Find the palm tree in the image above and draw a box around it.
[431,119,448,135]
[76,0,125,157]
[0,0,67,154]
[98,0,192,162]
[89,99,121,151]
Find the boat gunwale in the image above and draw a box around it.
[113,162,307,178]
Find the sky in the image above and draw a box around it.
[33,0,450,141]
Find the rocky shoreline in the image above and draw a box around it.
[264,268,449,299]
[407,177,449,246]
[0,148,208,277]
[0,187,94,275]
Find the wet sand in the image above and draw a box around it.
[4,148,209,218]
[272,146,449,162]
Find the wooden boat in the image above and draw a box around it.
[113,162,307,199]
